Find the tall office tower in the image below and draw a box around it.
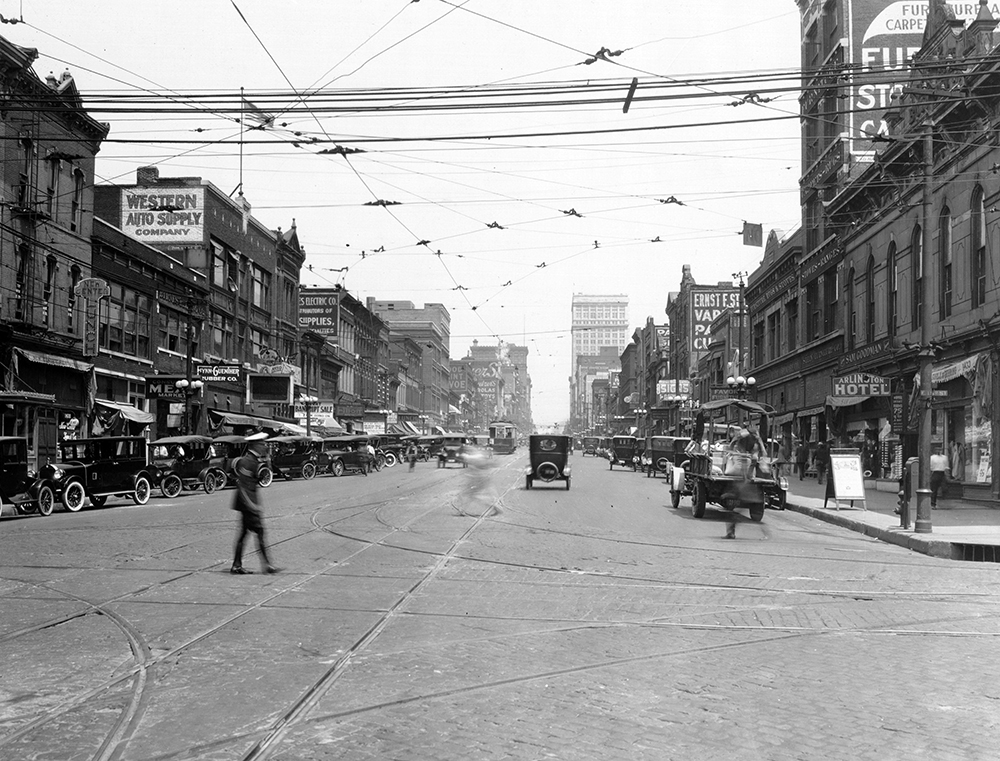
[569,294,628,432]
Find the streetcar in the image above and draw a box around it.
[488,420,518,455]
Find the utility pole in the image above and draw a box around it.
[914,121,935,534]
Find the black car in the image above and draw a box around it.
[268,435,321,480]
[608,435,639,471]
[33,436,153,513]
[0,437,46,516]
[437,435,469,468]
[525,434,571,490]
[148,435,220,497]
[318,435,374,476]
[644,436,691,478]
[209,435,274,489]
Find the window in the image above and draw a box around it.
[752,320,765,365]
[211,242,226,287]
[251,265,270,308]
[786,298,798,352]
[43,255,57,327]
[209,311,234,358]
[46,157,60,220]
[15,243,30,321]
[939,206,952,318]
[846,268,856,351]
[912,225,923,329]
[158,305,198,357]
[972,186,987,308]
[767,311,781,361]
[886,241,898,338]
[823,269,839,335]
[99,284,151,358]
[866,256,876,344]
[68,266,81,332]
[806,280,820,341]
[70,169,84,232]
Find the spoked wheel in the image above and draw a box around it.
[161,474,183,499]
[384,452,398,468]
[670,488,681,509]
[330,460,345,477]
[37,485,55,516]
[134,476,151,505]
[89,493,108,508]
[203,474,217,494]
[62,481,87,512]
[257,467,273,487]
[302,462,317,480]
[692,479,707,519]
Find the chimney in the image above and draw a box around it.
[137,166,159,186]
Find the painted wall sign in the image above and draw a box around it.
[689,288,740,353]
[122,187,205,240]
[298,292,340,336]
[832,372,891,396]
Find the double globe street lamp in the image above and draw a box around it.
[299,394,319,436]
[175,378,204,434]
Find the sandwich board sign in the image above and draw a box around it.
[827,449,866,511]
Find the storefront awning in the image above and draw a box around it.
[932,353,983,384]
[448,404,461,415]
[95,399,155,424]
[826,395,870,408]
[208,410,283,430]
[773,412,795,426]
[798,405,825,418]
[15,347,92,374]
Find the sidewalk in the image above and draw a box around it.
[784,476,1000,561]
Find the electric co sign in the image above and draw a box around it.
[832,373,890,397]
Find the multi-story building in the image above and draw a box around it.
[94,167,305,435]
[569,293,628,433]
[369,300,450,429]
[0,43,109,467]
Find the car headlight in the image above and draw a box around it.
[52,467,65,480]
[562,466,572,476]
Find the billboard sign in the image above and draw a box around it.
[247,373,293,404]
[196,363,241,384]
[122,187,204,242]
[299,292,340,336]
[690,288,740,353]
[832,372,891,396]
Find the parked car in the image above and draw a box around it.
[608,435,639,471]
[209,435,273,489]
[148,435,220,497]
[32,436,153,512]
[318,435,374,476]
[437,435,470,468]
[671,399,788,522]
[0,437,47,516]
[268,435,321,480]
[525,434,571,490]
[582,436,600,456]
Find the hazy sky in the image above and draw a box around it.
[7,1,802,427]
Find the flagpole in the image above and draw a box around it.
[238,86,245,197]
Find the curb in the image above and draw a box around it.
[785,501,954,559]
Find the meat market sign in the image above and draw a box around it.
[832,372,890,397]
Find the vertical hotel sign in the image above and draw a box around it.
[122,187,205,243]
[847,1,1000,159]
[75,277,109,357]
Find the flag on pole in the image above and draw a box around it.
[742,221,763,247]
[241,96,274,128]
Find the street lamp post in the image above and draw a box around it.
[175,378,204,435]
[299,394,318,436]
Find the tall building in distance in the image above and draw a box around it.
[569,294,629,434]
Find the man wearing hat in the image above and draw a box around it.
[231,433,278,574]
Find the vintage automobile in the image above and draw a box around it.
[148,435,220,497]
[437,434,470,468]
[524,434,571,490]
[645,436,691,479]
[207,435,274,489]
[318,435,374,476]
[268,435,321,480]
[468,434,493,458]
[581,436,600,456]
[670,398,788,522]
[416,435,442,461]
[608,435,639,471]
[0,437,46,516]
[369,433,407,468]
[32,436,153,512]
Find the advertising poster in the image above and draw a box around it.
[122,187,205,242]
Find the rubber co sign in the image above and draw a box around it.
[832,372,890,397]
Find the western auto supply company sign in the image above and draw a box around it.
[122,188,204,241]
[832,372,890,397]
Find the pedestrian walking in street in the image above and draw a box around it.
[795,441,809,481]
[930,445,951,508]
[815,440,830,485]
[231,434,278,575]
[406,441,418,472]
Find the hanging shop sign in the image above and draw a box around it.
[196,363,242,384]
[832,372,890,397]
[890,393,906,435]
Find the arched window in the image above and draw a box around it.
[971,185,987,308]
[939,205,952,319]
[886,240,897,339]
[911,224,922,329]
[846,267,856,351]
[866,256,876,344]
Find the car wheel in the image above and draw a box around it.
[257,467,273,487]
[302,462,317,480]
[37,485,55,516]
[525,476,532,489]
[161,474,183,499]
[134,476,151,505]
[203,474,217,494]
[384,452,397,468]
[670,488,681,509]
[692,479,707,519]
[331,460,345,477]
[63,481,86,512]
[89,493,108,507]
[749,503,765,522]
[565,478,570,491]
